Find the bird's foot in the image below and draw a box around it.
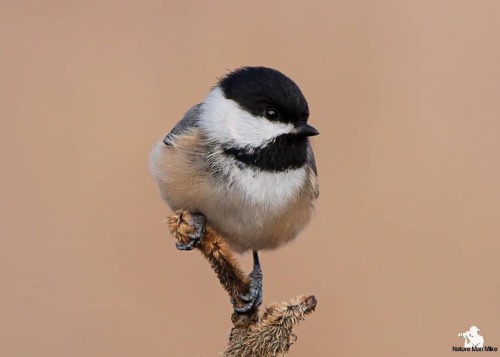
[170,211,206,251]
[233,251,263,313]
[234,270,263,313]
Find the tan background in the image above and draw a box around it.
[1,0,499,356]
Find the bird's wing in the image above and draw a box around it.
[306,142,319,198]
[163,103,203,146]
[306,142,318,176]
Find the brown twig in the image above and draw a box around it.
[167,210,317,357]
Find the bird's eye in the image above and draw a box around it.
[264,108,279,120]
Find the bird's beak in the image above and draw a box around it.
[296,123,319,137]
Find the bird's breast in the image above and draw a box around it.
[220,163,308,211]
[206,160,316,252]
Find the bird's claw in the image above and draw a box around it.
[233,268,263,313]
[174,212,206,251]
[175,240,197,251]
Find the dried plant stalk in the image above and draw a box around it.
[167,210,317,357]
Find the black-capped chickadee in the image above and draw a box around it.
[150,67,319,312]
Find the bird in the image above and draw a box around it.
[150,66,319,313]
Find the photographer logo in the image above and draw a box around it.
[453,326,498,352]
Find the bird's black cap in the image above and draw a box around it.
[218,67,310,125]
[217,67,318,172]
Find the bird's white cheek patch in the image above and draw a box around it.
[200,87,294,148]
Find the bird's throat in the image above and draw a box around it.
[222,134,308,172]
